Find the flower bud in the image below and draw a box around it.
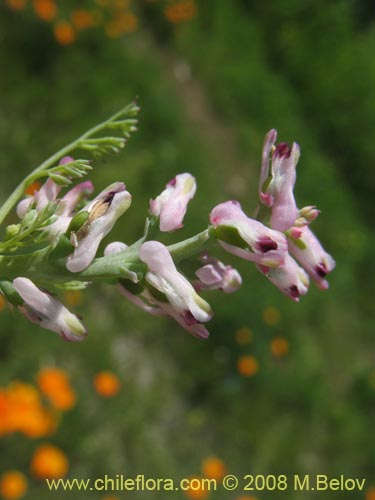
[104,241,128,256]
[195,255,242,293]
[13,277,87,341]
[150,173,196,232]
[288,226,336,289]
[299,205,320,222]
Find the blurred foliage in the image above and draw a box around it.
[0,1,374,499]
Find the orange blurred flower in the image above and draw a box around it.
[0,471,28,500]
[19,404,57,438]
[31,443,69,479]
[24,180,41,196]
[0,294,6,312]
[37,367,76,411]
[2,381,56,438]
[201,457,227,480]
[5,0,26,11]
[366,487,375,500]
[164,0,197,24]
[183,476,210,499]
[93,371,121,397]
[54,21,76,46]
[262,306,280,325]
[33,0,57,22]
[235,327,252,345]
[71,10,95,30]
[237,355,259,377]
[270,336,289,358]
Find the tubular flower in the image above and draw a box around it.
[13,278,87,342]
[150,173,196,232]
[257,254,310,302]
[288,226,336,289]
[66,182,132,272]
[258,129,300,231]
[104,241,167,317]
[210,200,288,268]
[195,254,242,293]
[139,241,213,325]
[104,241,212,338]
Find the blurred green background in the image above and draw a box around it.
[0,1,374,499]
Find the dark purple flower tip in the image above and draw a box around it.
[316,263,328,278]
[103,191,117,204]
[168,177,177,187]
[289,285,300,298]
[183,310,198,326]
[274,142,291,159]
[256,236,278,253]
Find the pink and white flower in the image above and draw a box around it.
[48,180,94,237]
[258,130,300,231]
[139,241,213,330]
[106,240,212,338]
[150,173,196,232]
[66,182,132,273]
[257,254,310,302]
[210,200,288,268]
[17,178,61,218]
[288,226,336,290]
[195,254,242,293]
[13,277,87,341]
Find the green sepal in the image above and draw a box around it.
[119,277,145,295]
[146,283,169,303]
[213,225,248,250]
[119,263,147,283]
[67,211,90,234]
[0,280,23,307]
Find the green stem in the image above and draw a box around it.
[0,103,138,227]
[168,227,212,262]
[0,226,214,286]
